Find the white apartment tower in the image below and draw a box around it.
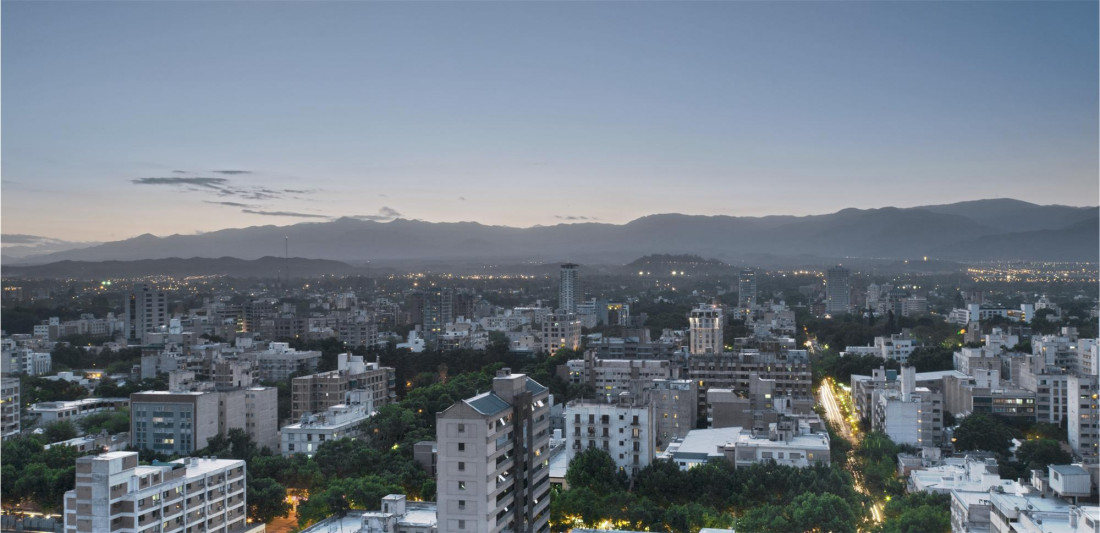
[436,369,551,533]
[63,451,246,533]
[125,284,168,344]
[825,266,851,315]
[689,305,724,355]
[559,263,578,314]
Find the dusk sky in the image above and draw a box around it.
[2,1,1097,244]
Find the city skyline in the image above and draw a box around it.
[2,1,1097,244]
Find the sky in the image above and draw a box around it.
[2,1,1097,244]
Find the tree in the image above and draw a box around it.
[565,447,627,495]
[737,492,857,533]
[881,492,951,533]
[954,412,1014,456]
[1015,439,1071,472]
[43,420,78,443]
[247,477,290,523]
[905,347,955,372]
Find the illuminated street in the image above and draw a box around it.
[819,379,884,525]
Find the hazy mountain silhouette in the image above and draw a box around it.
[6,200,1096,266]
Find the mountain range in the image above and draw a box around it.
[4,199,1096,268]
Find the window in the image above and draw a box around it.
[458,442,465,452]
[458,462,465,471]
[458,423,465,433]
[458,500,466,510]
[458,481,466,490]
[459,520,466,529]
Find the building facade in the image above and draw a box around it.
[559,264,577,314]
[689,305,724,355]
[564,398,656,477]
[825,266,850,315]
[63,451,247,533]
[436,370,551,533]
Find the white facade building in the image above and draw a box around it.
[689,305,723,355]
[281,391,374,457]
[63,451,247,533]
[564,398,656,477]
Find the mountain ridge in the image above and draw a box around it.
[5,199,1096,265]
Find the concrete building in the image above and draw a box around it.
[281,391,374,458]
[1067,374,1099,463]
[125,284,168,344]
[646,379,698,450]
[2,377,20,440]
[582,353,678,398]
[737,269,756,311]
[941,372,1036,422]
[291,352,395,422]
[842,332,917,362]
[360,494,438,533]
[869,367,945,447]
[689,305,724,355]
[707,373,815,430]
[63,451,247,533]
[541,313,581,355]
[559,263,578,315]
[130,387,277,455]
[30,397,131,426]
[688,349,813,415]
[565,397,656,477]
[130,391,221,455]
[436,369,550,533]
[825,266,850,315]
[252,342,321,382]
[661,415,830,470]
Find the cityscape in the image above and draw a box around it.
[2,2,1098,533]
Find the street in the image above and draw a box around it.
[819,379,884,525]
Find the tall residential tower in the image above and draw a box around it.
[825,266,851,315]
[559,263,578,314]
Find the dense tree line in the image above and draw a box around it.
[551,448,868,532]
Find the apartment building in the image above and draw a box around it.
[63,451,247,533]
[564,397,656,477]
[436,369,551,533]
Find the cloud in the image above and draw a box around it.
[242,209,328,219]
[132,177,229,188]
[350,206,403,222]
[554,215,599,221]
[2,233,57,245]
[459,196,467,201]
[211,170,252,175]
[204,200,254,208]
[378,193,388,198]
[172,170,189,174]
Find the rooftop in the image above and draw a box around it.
[465,391,511,416]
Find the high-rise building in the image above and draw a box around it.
[738,269,757,310]
[63,451,247,533]
[423,288,454,342]
[825,266,851,315]
[436,369,551,533]
[1067,374,1099,462]
[689,305,724,355]
[559,264,578,314]
[2,377,20,440]
[125,284,168,344]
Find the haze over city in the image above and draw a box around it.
[2,1,1097,246]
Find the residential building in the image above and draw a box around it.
[291,352,395,422]
[661,415,830,470]
[565,397,656,477]
[252,342,321,382]
[2,377,20,440]
[541,313,581,354]
[125,284,168,344]
[30,397,131,426]
[360,494,438,533]
[560,263,578,314]
[689,305,723,355]
[871,367,945,447]
[582,353,678,397]
[825,266,850,315]
[688,348,813,415]
[62,451,247,533]
[738,269,756,310]
[942,372,1036,422]
[646,379,698,450]
[436,369,551,533]
[130,391,221,455]
[281,391,374,457]
[1067,374,1099,462]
